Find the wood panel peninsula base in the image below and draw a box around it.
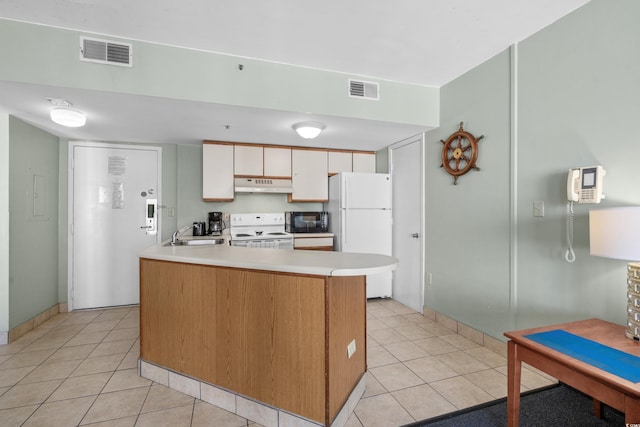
[138,245,397,427]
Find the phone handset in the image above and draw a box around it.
[567,169,580,202]
[564,165,606,263]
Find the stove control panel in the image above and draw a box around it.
[230,213,285,227]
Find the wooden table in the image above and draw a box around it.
[504,318,640,426]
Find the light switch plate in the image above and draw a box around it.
[534,200,544,217]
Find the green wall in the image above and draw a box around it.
[424,0,640,338]
[424,49,513,338]
[515,0,640,328]
[9,117,60,328]
[0,114,9,338]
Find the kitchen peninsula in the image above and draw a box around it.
[138,244,398,427]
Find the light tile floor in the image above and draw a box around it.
[0,299,554,427]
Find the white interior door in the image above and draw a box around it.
[390,135,424,313]
[70,142,161,310]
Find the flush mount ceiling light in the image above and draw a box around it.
[46,98,86,127]
[50,107,86,127]
[293,121,325,139]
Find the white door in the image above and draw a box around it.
[70,142,161,310]
[389,135,424,313]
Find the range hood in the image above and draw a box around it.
[234,178,294,194]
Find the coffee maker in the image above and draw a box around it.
[208,212,224,236]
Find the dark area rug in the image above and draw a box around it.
[402,383,625,427]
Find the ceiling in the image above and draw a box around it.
[0,0,590,150]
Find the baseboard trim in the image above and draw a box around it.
[423,306,507,358]
[5,303,67,344]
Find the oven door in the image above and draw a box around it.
[231,238,293,250]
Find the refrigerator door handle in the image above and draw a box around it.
[343,209,347,246]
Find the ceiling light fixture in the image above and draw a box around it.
[293,121,325,139]
[50,107,86,127]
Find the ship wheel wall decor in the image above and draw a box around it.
[440,122,484,184]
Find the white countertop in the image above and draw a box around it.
[140,243,397,277]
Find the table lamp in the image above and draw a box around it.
[589,206,640,340]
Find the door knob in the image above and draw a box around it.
[412,233,419,238]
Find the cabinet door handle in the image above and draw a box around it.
[412,233,419,238]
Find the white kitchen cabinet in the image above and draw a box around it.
[203,142,234,201]
[290,149,328,202]
[328,151,352,174]
[234,145,263,176]
[264,146,291,178]
[353,152,376,173]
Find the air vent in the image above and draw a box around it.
[348,79,379,100]
[80,36,132,67]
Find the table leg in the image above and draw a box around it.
[507,340,521,427]
[593,398,602,418]
[625,395,640,424]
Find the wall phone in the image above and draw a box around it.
[565,165,606,262]
[567,165,606,203]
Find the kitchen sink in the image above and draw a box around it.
[164,238,226,247]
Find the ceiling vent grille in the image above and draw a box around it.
[80,36,133,67]
[348,79,379,100]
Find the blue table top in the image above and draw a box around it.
[525,329,640,383]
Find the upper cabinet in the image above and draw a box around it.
[328,151,353,175]
[234,145,292,178]
[328,150,376,174]
[353,152,376,173]
[289,149,328,202]
[234,145,263,176]
[203,141,375,202]
[203,142,234,201]
[264,147,292,178]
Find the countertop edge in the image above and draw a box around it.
[140,245,397,277]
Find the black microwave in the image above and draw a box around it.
[285,211,329,233]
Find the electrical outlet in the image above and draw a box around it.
[347,339,356,358]
[168,207,175,217]
[426,272,432,285]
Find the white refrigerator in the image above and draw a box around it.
[326,172,393,298]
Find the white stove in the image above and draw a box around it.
[229,213,294,249]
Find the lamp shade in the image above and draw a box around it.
[293,121,324,139]
[50,107,86,127]
[589,207,640,260]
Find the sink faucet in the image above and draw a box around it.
[171,224,192,245]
